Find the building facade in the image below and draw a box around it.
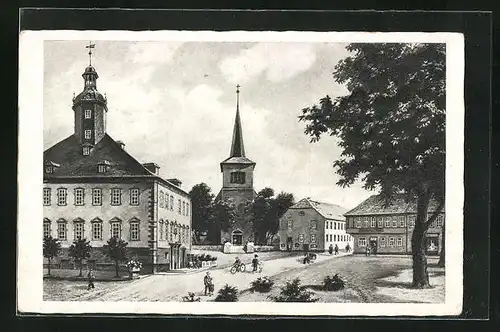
[216,86,256,246]
[344,194,444,255]
[43,58,191,272]
[278,198,353,252]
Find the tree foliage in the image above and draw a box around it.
[246,188,295,244]
[212,198,237,234]
[43,236,61,276]
[189,183,215,243]
[68,238,92,277]
[103,237,128,277]
[299,43,445,288]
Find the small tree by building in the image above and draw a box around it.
[43,236,61,276]
[103,237,128,277]
[68,238,92,277]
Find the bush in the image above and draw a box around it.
[250,276,275,293]
[323,274,345,291]
[269,278,318,302]
[215,284,239,302]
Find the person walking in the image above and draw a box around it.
[204,271,213,296]
[345,243,351,253]
[328,244,334,255]
[252,254,259,272]
[87,268,95,290]
[334,244,339,255]
[365,245,370,257]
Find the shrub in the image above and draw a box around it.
[215,284,239,302]
[323,274,345,291]
[250,276,275,293]
[269,278,318,302]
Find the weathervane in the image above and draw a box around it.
[86,41,96,65]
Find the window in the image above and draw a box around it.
[159,191,164,208]
[43,220,51,238]
[408,215,416,227]
[392,216,398,228]
[310,234,316,243]
[45,165,54,173]
[436,215,444,227]
[380,237,386,247]
[182,201,186,215]
[84,130,91,139]
[299,211,305,216]
[57,221,67,240]
[170,196,174,211]
[92,221,103,240]
[371,217,376,228]
[130,188,140,206]
[57,188,67,206]
[230,171,245,184]
[334,234,337,241]
[377,216,383,228]
[186,203,190,216]
[92,188,102,206]
[98,164,108,173]
[397,237,403,247]
[165,193,169,209]
[325,222,329,229]
[74,188,85,206]
[130,221,140,241]
[384,216,391,228]
[165,222,170,242]
[358,237,366,247]
[388,237,395,247]
[298,234,304,243]
[356,219,362,228]
[309,220,317,230]
[287,219,293,229]
[333,222,337,230]
[111,222,121,239]
[83,146,90,155]
[399,216,406,228]
[159,221,164,240]
[363,217,369,228]
[111,188,122,206]
[74,222,84,240]
[330,234,333,241]
[178,199,181,214]
[43,188,51,206]
[85,109,92,119]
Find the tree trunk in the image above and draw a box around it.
[115,260,120,277]
[438,223,445,267]
[411,191,431,288]
[78,260,83,277]
[47,257,51,276]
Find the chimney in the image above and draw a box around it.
[116,140,126,150]
[143,162,160,175]
[167,178,182,187]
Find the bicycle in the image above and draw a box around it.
[230,262,246,274]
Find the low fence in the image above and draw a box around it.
[192,245,224,251]
[254,245,278,252]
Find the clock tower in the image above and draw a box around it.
[72,43,108,149]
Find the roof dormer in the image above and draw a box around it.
[44,161,60,174]
[82,142,93,156]
[97,160,111,173]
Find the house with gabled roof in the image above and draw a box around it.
[278,198,353,252]
[344,194,444,255]
[43,54,192,273]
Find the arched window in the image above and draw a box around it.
[230,171,245,184]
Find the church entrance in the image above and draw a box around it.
[232,230,243,245]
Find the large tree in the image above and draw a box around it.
[247,188,295,244]
[299,43,445,288]
[212,198,236,239]
[189,183,215,243]
[68,238,92,277]
[43,236,61,276]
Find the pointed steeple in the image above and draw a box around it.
[230,84,245,157]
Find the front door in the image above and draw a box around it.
[232,230,243,245]
[286,237,293,251]
[369,238,378,254]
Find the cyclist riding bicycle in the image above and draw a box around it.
[234,256,241,267]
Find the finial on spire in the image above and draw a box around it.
[236,84,240,110]
[86,41,96,66]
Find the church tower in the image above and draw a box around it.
[72,42,108,151]
[218,85,256,246]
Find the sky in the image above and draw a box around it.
[43,40,377,209]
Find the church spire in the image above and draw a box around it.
[230,84,246,157]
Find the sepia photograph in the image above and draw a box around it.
[18,30,464,316]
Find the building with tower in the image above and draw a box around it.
[215,86,257,246]
[43,44,192,272]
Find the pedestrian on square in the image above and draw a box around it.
[328,244,334,255]
[345,243,351,252]
[204,271,213,296]
[334,244,339,255]
[252,254,259,272]
[365,245,370,256]
[87,268,95,290]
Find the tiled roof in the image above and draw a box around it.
[43,134,189,195]
[290,198,348,221]
[220,156,255,165]
[344,194,445,216]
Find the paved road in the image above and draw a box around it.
[79,252,351,302]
